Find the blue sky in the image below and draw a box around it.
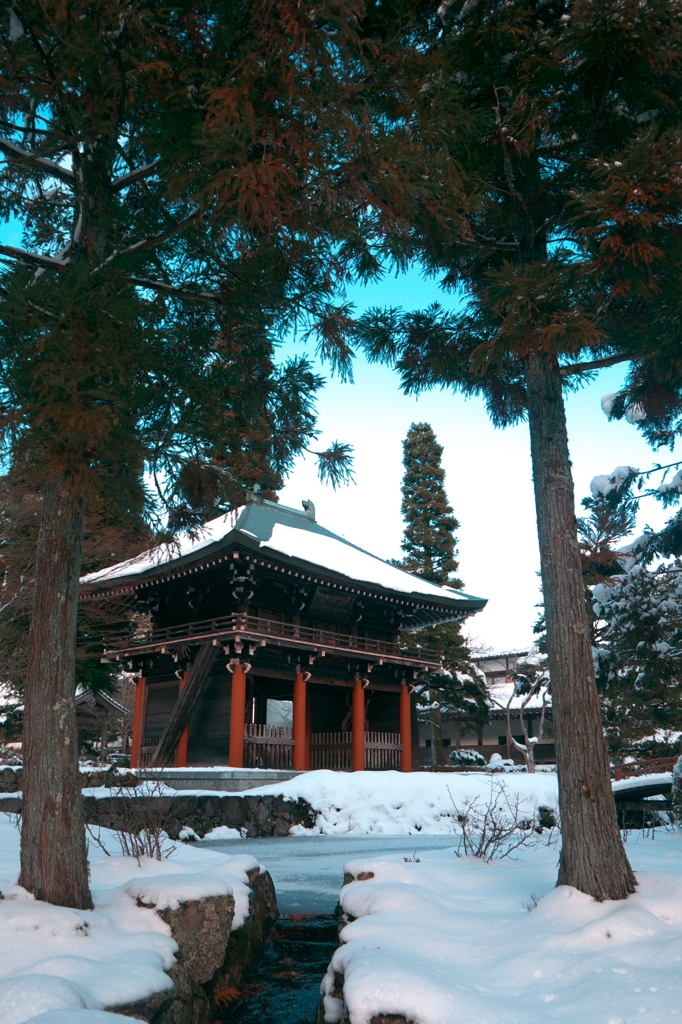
[278,267,672,654]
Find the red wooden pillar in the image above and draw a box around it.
[293,670,307,771]
[175,671,190,768]
[400,683,412,773]
[130,677,147,770]
[229,662,247,768]
[352,677,365,772]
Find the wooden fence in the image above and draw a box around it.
[310,731,352,771]
[364,731,403,770]
[243,724,294,769]
[140,736,166,768]
[143,726,403,771]
[310,730,402,770]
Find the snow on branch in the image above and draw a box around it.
[0,244,68,269]
[0,136,74,184]
[111,159,161,192]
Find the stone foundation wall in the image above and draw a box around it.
[0,766,138,793]
[0,792,316,838]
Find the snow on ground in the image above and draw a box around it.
[322,830,682,1024]
[244,769,559,835]
[0,819,259,1024]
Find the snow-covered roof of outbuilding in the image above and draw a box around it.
[81,498,486,615]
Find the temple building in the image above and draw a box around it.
[81,497,486,772]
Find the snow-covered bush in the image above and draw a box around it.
[89,777,176,863]
[449,748,486,767]
[448,779,558,860]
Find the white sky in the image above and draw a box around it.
[278,267,673,655]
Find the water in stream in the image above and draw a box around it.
[217,914,337,1023]
[199,834,458,1024]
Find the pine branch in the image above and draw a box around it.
[111,159,161,192]
[92,210,200,273]
[0,136,74,184]
[560,354,631,377]
[122,276,222,305]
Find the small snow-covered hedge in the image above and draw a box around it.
[449,748,487,767]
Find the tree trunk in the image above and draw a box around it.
[430,705,448,767]
[19,479,92,909]
[524,350,636,900]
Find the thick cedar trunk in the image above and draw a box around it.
[430,706,448,767]
[19,479,92,909]
[524,350,636,900]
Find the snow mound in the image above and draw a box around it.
[0,821,261,1024]
[323,834,682,1024]
[0,975,86,1024]
[243,769,558,835]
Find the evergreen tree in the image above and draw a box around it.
[400,423,462,586]
[349,0,682,900]
[0,0,412,908]
[398,423,487,766]
[583,463,682,756]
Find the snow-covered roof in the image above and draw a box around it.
[486,678,551,713]
[81,499,486,613]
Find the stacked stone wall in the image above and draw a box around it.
[0,791,316,838]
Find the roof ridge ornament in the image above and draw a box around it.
[302,499,316,521]
[244,483,263,504]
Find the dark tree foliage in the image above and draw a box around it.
[348,0,682,900]
[577,467,682,757]
[0,0,427,908]
[397,422,487,766]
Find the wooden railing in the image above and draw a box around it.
[612,756,678,781]
[105,611,442,666]
[244,724,294,769]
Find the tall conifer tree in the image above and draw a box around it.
[350,0,682,900]
[398,423,487,766]
[400,423,461,586]
[0,0,416,908]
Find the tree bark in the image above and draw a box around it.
[19,479,92,909]
[524,350,636,900]
[430,705,448,767]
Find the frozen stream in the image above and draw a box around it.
[197,833,459,914]
[194,834,459,1022]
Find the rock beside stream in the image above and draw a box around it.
[110,866,278,1023]
[316,868,415,1024]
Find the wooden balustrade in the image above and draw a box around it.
[612,756,678,781]
[104,611,441,668]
